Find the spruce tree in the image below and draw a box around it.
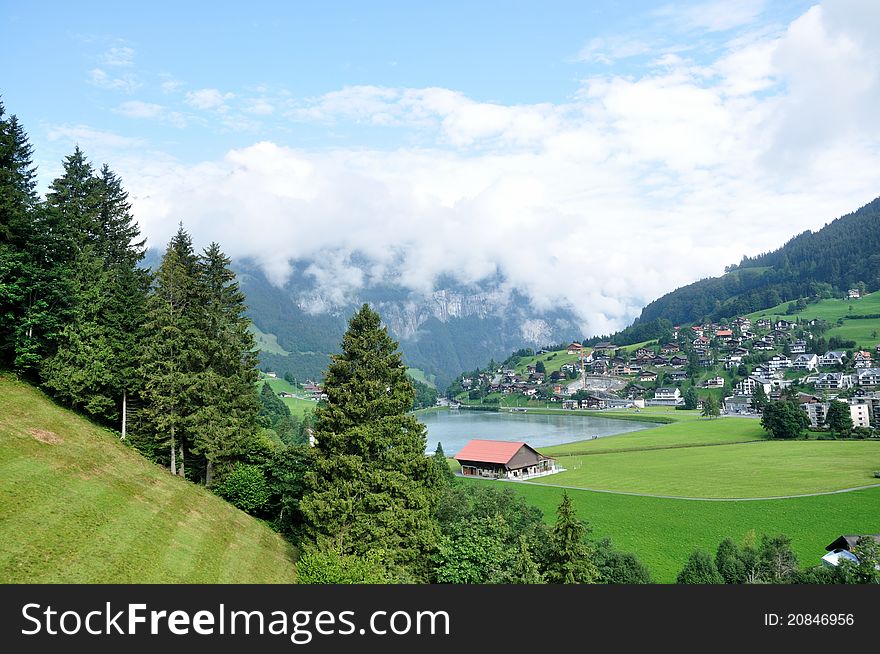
[300,304,439,576]
[431,441,455,486]
[508,535,545,584]
[139,227,204,475]
[676,550,724,584]
[189,243,260,484]
[543,492,599,584]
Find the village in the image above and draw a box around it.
[449,289,880,434]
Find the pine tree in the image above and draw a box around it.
[508,535,544,584]
[431,441,455,486]
[543,492,598,584]
[676,550,724,584]
[189,243,260,485]
[139,227,204,475]
[750,384,768,414]
[300,304,439,577]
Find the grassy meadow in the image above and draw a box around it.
[0,376,297,583]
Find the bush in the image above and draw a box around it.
[297,547,391,584]
[874,471,880,479]
[214,464,271,513]
[816,434,837,441]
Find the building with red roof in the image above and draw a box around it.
[454,439,557,480]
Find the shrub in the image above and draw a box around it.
[297,547,391,584]
[214,464,271,513]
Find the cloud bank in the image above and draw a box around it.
[96,1,880,336]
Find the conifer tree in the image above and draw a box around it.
[300,304,439,577]
[140,227,204,475]
[543,492,598,584]
[189,243,260,484]
[508,535,545,584]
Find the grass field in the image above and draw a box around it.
[407,367,437,388]
[249,324,290,356]
[467,479,880,582]
[259,375,318,418]
[746,292,880,349]
[540,440,880,497]
[512,349,587,375]
[0,376,297,583]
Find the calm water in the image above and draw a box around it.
[418,410,655,456]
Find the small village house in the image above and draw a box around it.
[455,440,558,480]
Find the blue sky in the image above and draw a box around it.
[2,1,879,336]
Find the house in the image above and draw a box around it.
[724,395,753,414]
[756,318,771,330]
[669,371,688,383]
[715,329,733,339]
[753,339,775,351]
[455,440,557,480]
[265,371,278,378]
[647,387,683,406]
[815,372,852,391]
[670,355,688,367]
[792,353,819,371]
[822,535,880,567]
[593,341,616,352]
[819,351,847,367]
[790,340,807,354]
[693,336,711,348]
[627,384,647,399]
[736,376,771,396]
[567,342,583,354]
[801,401,828,428]
[847,289,861,299]
[775,319,794,330]
[853,351,874,368]
[768,355,792,372]
[856,368,880,387]
[278,392,294,398]
[704,376,725,388]
[639,370,658,382]
[660,343,679,355]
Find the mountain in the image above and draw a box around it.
[234,260,582,389]
[0,375,296,583]
[629,196,880,331]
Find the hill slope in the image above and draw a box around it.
[635,196,880,328]
[0,376,296,583]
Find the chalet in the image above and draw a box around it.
[670,355,688,368]
[691,326,704,338]
[648,387,683,406]
[724,395,752,414]
[660,343,679,355]
[736,376,771,396]
[753,339,774,351]
[265,371,278,378]
[699,357,715,368]
[816,372,852,391]
[768,355,792,372]
[769,329,788,343]
[856,368,880,387]
[693,336,710,348]
[715,329,733,339]
[627,384,647,399]
[740,330,755,340]
[704,376,725,388]
[822,535,880,568]
[790,340,807,354]
[455,440,557,480]
[733,347,750,357]
[593,341,617,353]
[635,347,655,358]
[819,351,847,367]
[752,365,772,377]
[639,370,658,382]
[792,353,819,371]
[560,363,577,373]
[847,289,861,299]
[853,351,874,368]
[775,319,794,330]
[278,392,294,398]
[567,342,583,354]
[526,364,537,374]
[725,337,742,348]
[756,318,771,330]
[669,371,688,383]
[591,360,609,375]
[652,356,670,367]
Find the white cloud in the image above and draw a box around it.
[574,37,656,64]
[185,88,235,110]
[115,101,187,128]
[242,98,275,115]
[657,0,766,32]
[101,45,135,67]
[46,124,146,149]
[88,68,141,93]
[115,1,880,336]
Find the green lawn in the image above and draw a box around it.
[259,375,318,418]
[512,349,587,375]
[407,367,437,388]
[469,479,880,582]
[0,376,297,583]
[540,440,880,498]
[540,417,764,456]
[249,324,290,356]
[825,321,880,349]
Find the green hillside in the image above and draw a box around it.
[0,375,297,583]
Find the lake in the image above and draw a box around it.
[418,409,655,455]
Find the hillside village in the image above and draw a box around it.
[448,290,880,435]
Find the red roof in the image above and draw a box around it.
[454,439,526,465]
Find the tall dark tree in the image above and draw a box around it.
[300,304,439,577]
[189,243,261,484]
[750,384,769,413]
[139,227,204,475]
[676,550,724,584]
[825,400,853,437]
[543,492,598,584]
[761,400,809,439]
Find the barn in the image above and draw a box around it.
[454,439,557,480]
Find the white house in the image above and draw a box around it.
[816,372,852,391]
[790,340,807,355]
[819,351,847,367]
[793,353,819,371]
[704,376,725,388]
[736,376,771,396]
[856,368,880,387]
[768,355,792,372]
[647,387,683,406]
[848,289,861,299]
